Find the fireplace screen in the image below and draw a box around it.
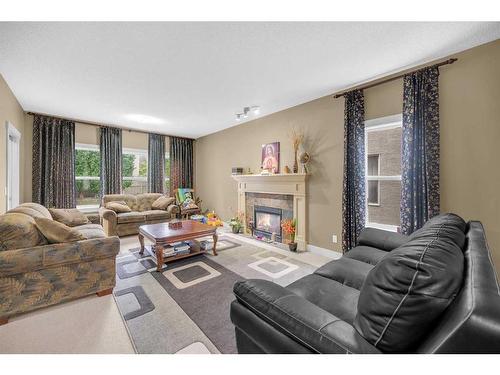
[254,205,282,241]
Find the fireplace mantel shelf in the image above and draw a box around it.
[232,173,308,251]
[231,173,308,182]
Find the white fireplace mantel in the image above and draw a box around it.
[231,173,308,251]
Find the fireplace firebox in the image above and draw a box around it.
[254,205,282,242]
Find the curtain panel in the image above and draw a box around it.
[99,126,123,196]
[342,89,366,252]
[400,66,440,235]
[32,115,76,208]
[148,133,166,194]
[169,136,194,194]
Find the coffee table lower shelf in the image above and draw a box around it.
[139,234,218,272]
[142,244,208,265]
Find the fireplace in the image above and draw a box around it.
[254,205,282,242]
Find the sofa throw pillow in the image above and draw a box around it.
[105,201,132,213]
[34,217,86,244]
[152,196,176,210]
[0,213,48,251]
[353,213,466,353]
[49,208,90,227]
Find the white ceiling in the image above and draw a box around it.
[0,22,499,138]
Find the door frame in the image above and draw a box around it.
[5,121,21,210]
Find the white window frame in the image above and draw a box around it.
[365,114,402,232]
[367,154,380,206]
[75,143,100,211]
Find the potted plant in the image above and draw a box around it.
[281,218,297,252]
[229,213,244,234]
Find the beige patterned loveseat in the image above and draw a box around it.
[99,193,179,237]
[0,203,120,325]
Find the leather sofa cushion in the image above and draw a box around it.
[74,224,107,239]
[0,213,48,251]
[142,210,170,221]
[315,257,374,290]
[358,228,409,251]
[344,246,387,265]
[117,212,146,224]
[49,208,90,227]
[233,279,380,353]
[287,274,359,324]
[354,213,466,353]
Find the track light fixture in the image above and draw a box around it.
[235,106,260,121]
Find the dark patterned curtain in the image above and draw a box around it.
[400,67,440,235]
[148,133,165,193]
[32,115,76,208]
[99,127,122,196]
[170,136,194,194]
[342,90,366,252]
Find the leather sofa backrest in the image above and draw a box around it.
[415,221,500,353]
[354,213,466,353]
[101,193,163,212]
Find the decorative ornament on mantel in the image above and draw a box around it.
[289,127,304,173]
[300,152,310,174]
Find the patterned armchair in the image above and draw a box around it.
[0,203,120,325]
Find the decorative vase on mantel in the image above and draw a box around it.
[288,242,298,252]
[293,150,299,173]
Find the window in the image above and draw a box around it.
[365,115,402,231]
[75,143,101,210]
[122,148,148,195]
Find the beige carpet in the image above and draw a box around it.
[0,293,135,354]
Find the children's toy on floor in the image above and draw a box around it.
[190,214,207,223]
[206,211,223,227]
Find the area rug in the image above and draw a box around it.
[113,235,318,354]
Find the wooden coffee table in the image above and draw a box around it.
[138,220,218,272]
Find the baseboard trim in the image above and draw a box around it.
[306,244,342,259]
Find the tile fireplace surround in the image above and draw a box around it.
[231,174,308,251]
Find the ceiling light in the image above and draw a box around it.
[235,105,260,122]
[124,113,165,125]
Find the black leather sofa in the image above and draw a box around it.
[230,213,500,353]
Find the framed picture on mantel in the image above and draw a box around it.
[261,142,280,174]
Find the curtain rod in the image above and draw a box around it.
[25,111,195,141]
[333,58,458,99]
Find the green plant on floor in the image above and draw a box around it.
[229,212,244,234]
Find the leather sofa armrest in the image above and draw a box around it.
[167,204,180,216]
[0,236,120,278]
[232,279,380,354]
[358,227,409,251]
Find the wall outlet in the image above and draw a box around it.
[332,235,338,244]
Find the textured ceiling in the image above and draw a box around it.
[0,22,499,138]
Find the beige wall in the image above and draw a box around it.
[195,39,500,271]
[0,74,29,213]
[74,121,149,150]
